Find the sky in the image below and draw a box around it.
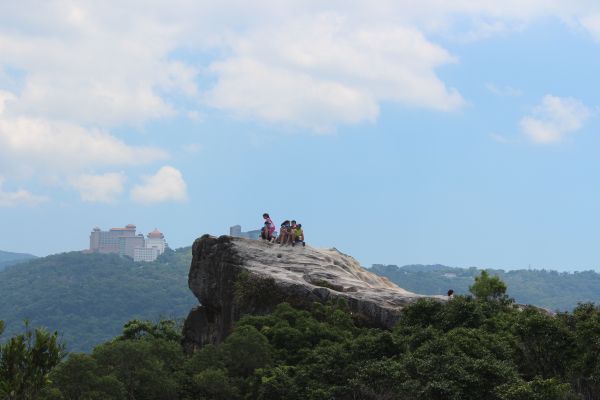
[1,1,600,271]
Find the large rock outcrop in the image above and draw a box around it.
[182,235,443,353]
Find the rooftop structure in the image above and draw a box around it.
[230,225,261,240]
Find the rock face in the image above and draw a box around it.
[182,235,442,353]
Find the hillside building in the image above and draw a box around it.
[89,225,168,262]
[146,228,166,253]
[133,247,160,262]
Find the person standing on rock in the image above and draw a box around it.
[261,213,276,241]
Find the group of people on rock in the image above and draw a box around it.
[261,213,305,246]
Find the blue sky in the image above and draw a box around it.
[1,2,600,271]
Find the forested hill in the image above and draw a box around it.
[3,245,599,353]
[371,264,600,311]
[0,247,197,352]
[0,249,37,271]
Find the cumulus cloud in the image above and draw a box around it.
[0,89,167,180]
[70,172,127,203]
[0,7,194,127]
[0,177,48,207]
[520,95,591,144]
[0,113,168,178]
[1,1,600,133]
[130,166,188,204]
[0,0,600,202]
[206,14,464,131]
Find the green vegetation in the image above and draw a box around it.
[0,248,197,352]
[0,321,64,399]
[469,270,509,302]
[0,250,37,271]
[0,272,597,399]
[234,272,285,311]
[371,264,600,311]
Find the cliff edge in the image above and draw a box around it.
[182,234,442,353]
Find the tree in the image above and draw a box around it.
[0,322,64,400]
[496,377,578,400]
[221,325,271,377]
[118,319,181,342]
[396,328,519,400]
[469,270,509,302]
[43,353,126,400]
[92,339,182,400]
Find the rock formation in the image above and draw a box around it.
[182,235,443,353]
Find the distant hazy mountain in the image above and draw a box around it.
[0,247,197,352]
[370,264,600,311]
[0,250,37,271]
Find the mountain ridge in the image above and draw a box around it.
[0,249,37,271]
[370,263,600,310]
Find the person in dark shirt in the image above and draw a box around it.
[278,220,292,245]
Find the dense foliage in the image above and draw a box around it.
[2,271,596,400]
[0,248,196,352]
[371,264,600,311]
[0,321,64,399]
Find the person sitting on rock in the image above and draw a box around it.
[290,220,298,242]
[261,213,276,241]
[293,223,305,247]
[278,220,292,245]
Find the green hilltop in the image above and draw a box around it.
[0,247,197,352]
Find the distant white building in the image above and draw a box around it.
[134,228,167,262]
[134,247,160,262]
[146,228,167,253]
[88,224,168,262]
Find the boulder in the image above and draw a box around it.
[182,234,443,353]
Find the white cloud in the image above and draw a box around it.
[1,1,599,133]
[0,0,599,142]
[206,14,464,130]
[0,6,195,127]
[0,89,167,180]
[70,172,126,203]
[130,166,188,204]
[520,95,591,144]
[0,177,48,207]
[0,110,168,178]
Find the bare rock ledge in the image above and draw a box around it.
[182,234,443,353]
